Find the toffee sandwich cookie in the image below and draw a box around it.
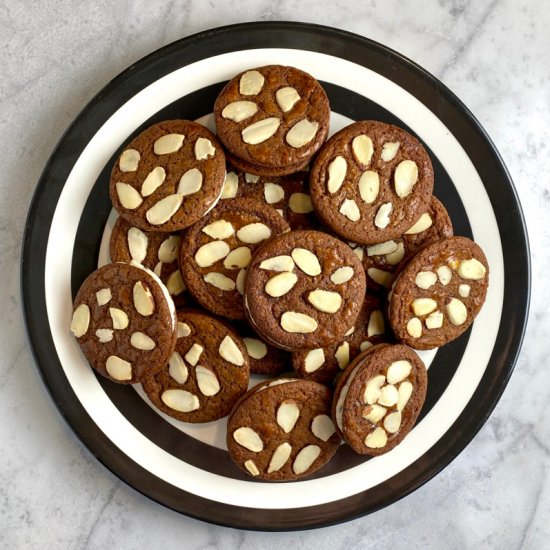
[244,230,367,350]
[221,165,317,230]
[332,344,427,455]
[309,120,434,245]
[292,294,388,386]
[109,216,188,307]
[179,198,289,320]
[227,379,340,481]
[142,310,250,423]
[214,65,330,175]
[352,196,454,292]
[110,120,226,232]
[70,262,177,384]
[388,236,489,350]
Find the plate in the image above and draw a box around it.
[21,22,530,530]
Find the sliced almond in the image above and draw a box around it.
[374,202,392,229]
[221,100,258,122]
[161,389,199,412]
[353,246,364,261]
[335,341,350,369]
[243,338,267,360]
[263,182,284,204]
[153,261,162,277]
[96,288,112,307]
[233,426,264,452]
[415,271,437,289]
[146,194,183,225]
[367,267,393,288]
[352,134,374,166]
[394,160,418,198]
[239,70,264,95]
[168,352,188,384]
[167,270,186,295]
[127,227,148,263]
[358,170,380,204]
[385,242,405,265]
[158,235,180,263]
[344,326,355,337]
[457,258,486,280]
[244,459,260,476]
[367,310,385,337]
[277,400,300,433]
[265,272,298,297]
[236,269,246,295]
[327,156,347,194]
[95,328,113,343]
[426,310,444,329]
[204,272,235,291]
[130,331,156,350]
[378,384,399,407]
[307,289,342,313]
[245,173,260,183]
[195,240,230,267]
[280,312,318,333]
[109,307,129,329]
[219,335,244,366]
[446,298,468,325]
[196,365,221,396]
[292,445,321,474]
[381,141,400,162]
[177,168,203,197]
[437,265,452,285]
[364,375,386,405]
[387,360,412,384]
[133,281,155,316]
[276,86,300,112]
[339,198,361,221]
[259,255,295,272]
[221,171,239,199]
[360,340,373,351]
[141,166,166,197]
[291,248,321,276]
[365,426,388,448]
[154,134,184,155]
[185,342,204,366]
[397,381,413,411]
[367,240,398,256]
[289,193,313,213]
[459,284,471,298]
[70,304,90,337]
[177,322,191,338]
[267,442,292,473]
[106,356,132,381]
[330,266,354,285]
[311,415,336,442]
[362,404,387,424]
[116,182,142,210]
[194,137,216,160]
[406,317,422,338]
[304,348,325,373]
[119,149,140,172]
[223,246,251,269]
[202,219,234,240]
[242,118,280,144]
[383,411,402,434]
[236,223,271,244]
[405,212,432,234]
[286,119,319,148]
[412,298,437,316]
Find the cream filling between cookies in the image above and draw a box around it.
[335,362,364,431]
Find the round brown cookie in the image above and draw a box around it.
[227,378,340,480]
[244,230,366,350]
[214,65,330,173]
[388,236,489,349]
[224,148,311,178]
[109,120,226,232]
[332,344,427,455]
[292,294,388,385]
[109,216,189,307]
[141,310,250,423]
[179,198,289,320]
[220,164,317,230]
[70,262,177,384]
[350,196,454,292]
[232,320,292,376]
[309,120,434,245]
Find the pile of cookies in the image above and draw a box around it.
[70,64,489,481]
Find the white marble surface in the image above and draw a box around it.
[1,0,548,547]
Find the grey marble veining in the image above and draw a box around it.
[1,0,549,548]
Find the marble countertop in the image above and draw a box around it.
[2,1,548,548]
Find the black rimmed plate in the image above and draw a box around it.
[21,22,530,530]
